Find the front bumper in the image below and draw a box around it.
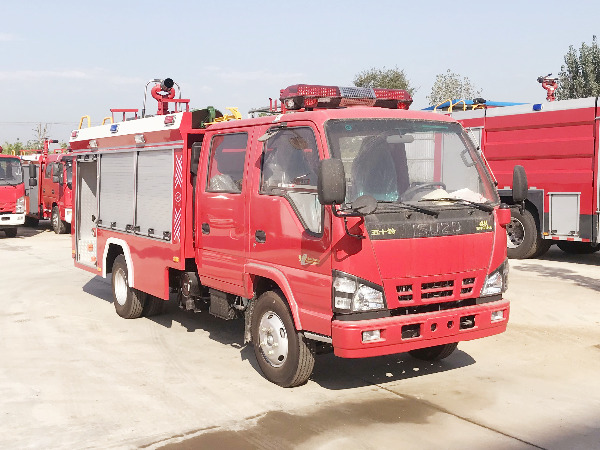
[331,299,509,358]
[0,213,25,227]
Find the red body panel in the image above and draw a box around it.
[0,155,25,227]
[71,105,509,359]
[454,98,600,243]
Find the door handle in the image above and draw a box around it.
[255,230,266,243]
[202,223,210,235]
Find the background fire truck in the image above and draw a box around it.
[449,95,600,258]
[0,153,26,237]
[70,78,518,387]
[21,139,74,234]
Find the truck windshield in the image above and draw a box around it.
[0,158,23,186]
[325,119,499,206]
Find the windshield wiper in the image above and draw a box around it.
[420,197,494,212]
[378,201,439,217]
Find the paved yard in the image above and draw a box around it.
[1,225,599,449]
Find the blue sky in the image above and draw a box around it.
[1,0,598,145]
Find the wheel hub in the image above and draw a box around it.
[258,311,288,368]
[506,217,524,249]
[114,269,128,306]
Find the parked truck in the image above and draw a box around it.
[450,96,600,258]
[0,154,26,237]
[70,79,519,386]
[22,140,74,234]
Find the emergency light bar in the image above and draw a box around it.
[279,84,412,112]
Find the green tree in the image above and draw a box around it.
[557,36,600,100]
[353,66,416,95]
[427,69,482,106]
[1,141,25,155]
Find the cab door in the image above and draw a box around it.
[247,123,333,336]
[196,129,252,296]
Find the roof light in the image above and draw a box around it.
[110,124,119,133]
[164,115,175,125]
[533,103,543,111]
[279,84,412,111]
[71,131,78,139]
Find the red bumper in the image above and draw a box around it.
[331,299,509,358]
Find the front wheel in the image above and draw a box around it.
[111,255,146,319]
[251,291,315,387]
[506,208,543,259]
[409,342,458,361]
[51,206,67,234]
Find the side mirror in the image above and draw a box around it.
[512,165,528,203]
[29,164,37,179]
[29,178,37,187]
[318,159,346,205]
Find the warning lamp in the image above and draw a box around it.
[164,115,176,125]
[279,84,412,112]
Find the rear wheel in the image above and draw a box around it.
[3,228,17,238]
[557,241,600,254]
[111,255,146,319]
[142,294,166,317]
[251,290,315,387]
[51,206,67,234]
[409,342,458,361]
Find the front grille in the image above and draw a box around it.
[395,276,479,304]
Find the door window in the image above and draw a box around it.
[206,133,248,193]
[259,127,322,233]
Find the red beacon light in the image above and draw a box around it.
[279,84,412,112]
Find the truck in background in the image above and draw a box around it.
[70,78,519,386]
[21,139,74,234]
[0,154,26,237]
[449,96,600,258]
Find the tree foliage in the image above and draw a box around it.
[353,66,416,95]
[557,36,600,100]
[427,69,482,106]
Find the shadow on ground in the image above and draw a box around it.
[83,276,475,390]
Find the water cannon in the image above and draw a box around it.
[142,77,189,117]
[537,74,558,102]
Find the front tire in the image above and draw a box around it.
[506,207,544,259]
[51,206,67,234]
[111,255,146,319]
[409,342,458,361]
[251,290,315,387]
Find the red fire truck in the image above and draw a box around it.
[450,96,600,258]
[22,140,74,234]
[71,79,520,387]
[0,153,26,237]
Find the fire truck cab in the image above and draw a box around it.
[22,144,74,234]
[71,80,517,387]
[0,154,26,237]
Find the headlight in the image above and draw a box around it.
[481,260,509,296]
[15,196,25,214]
[333,271,386,313]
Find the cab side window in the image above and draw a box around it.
[260,127,322,233]
[45,163,53,178]
[206,133,248,193]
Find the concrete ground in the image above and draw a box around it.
[1,224,599,449]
